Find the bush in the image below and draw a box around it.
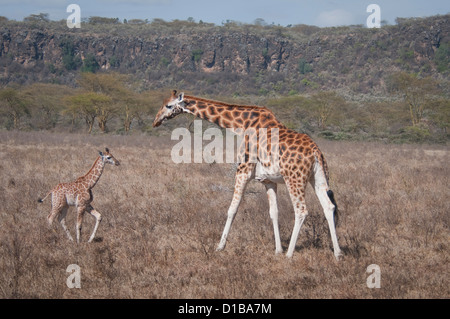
[395,125,431,143]
[59,37,82,71]
[191,49,203,63]
[81,54,100,73]
[298,58,313,74]
[435,42,449,72]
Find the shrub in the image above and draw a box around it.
[191,49,203,63]
[435,42,449,72]
[81,54,100,73]
[298,58,313,74]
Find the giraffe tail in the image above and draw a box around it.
[314,151,339,227]
[38,191,51,203]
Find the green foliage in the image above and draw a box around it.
[191,49,204,63]
[435,42,450,72]
[394,125,431,143]
[388,72,439,127]
[81,54,100,73]
[62,54,82,71]
[59,37,82,71]
[298,58,313,74]
[159,57,170,68]
[0,88,29,129]
[109,56,120,68]
[23,13,49,23]
[88,16,120,25]
[64,92,112,133]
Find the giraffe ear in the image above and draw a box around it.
[178,92,184,101]
[99,150,103,156]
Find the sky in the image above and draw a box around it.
[0,0,449,27]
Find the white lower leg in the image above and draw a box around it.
[286,211,307,258]
[315,186,342,260]
[76,212,83,244]
[266,183,282,254]
[325,211,342,260]
[58,208,73,241]
[217,208,237,251]
[60,219,74,241]
[88,210,102,243]
[76,225,81,243]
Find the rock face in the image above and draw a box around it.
[0,14,448,94]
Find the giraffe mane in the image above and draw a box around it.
[184,95,272,112]
[76,156,102,182]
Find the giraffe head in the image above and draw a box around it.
[153,90,185,127]
[99,147,120,166]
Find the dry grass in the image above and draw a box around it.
[0,131,448,299]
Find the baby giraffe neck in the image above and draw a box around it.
[81,157,105,189]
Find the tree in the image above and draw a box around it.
[78,72,127,96]
[254,18,268,26]
[64,92,112,133]
[77,72,130,131]
[0,88,29,130]
[23,13,49,23]
[309,91,345,130]
[389,72,439,126]
[59,37,82,71]
[23,83,70,130]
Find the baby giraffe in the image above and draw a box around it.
[38,148,120,243]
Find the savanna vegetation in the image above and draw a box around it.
[0,131,448,298]
[0,70,448,143]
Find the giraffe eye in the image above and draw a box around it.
[107,156,112,160]
[165,104,173,109]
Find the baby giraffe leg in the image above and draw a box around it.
[76,207,85,244]
[58,206,74,241]
[87,205,102,243]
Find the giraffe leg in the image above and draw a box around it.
[286,202,308,258]
[216,163,255,251]
[284,177,308,258]
[311,170,342,260]
[47,207,60,226]
[264,182,283,254]
[76,207,85,244]
[86,205,102,243]
[58,206,74,241]
[47,193,61,226]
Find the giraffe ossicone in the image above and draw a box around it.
[38,148,120,243]
[153,90,342,260]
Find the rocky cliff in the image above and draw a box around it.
[0,14,448,95]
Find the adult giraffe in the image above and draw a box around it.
[153,90,342,260]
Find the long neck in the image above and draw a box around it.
[79,157,105,189]
[183,96,286,130]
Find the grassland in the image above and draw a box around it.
[0,131,448,299]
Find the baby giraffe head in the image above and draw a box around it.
[152,90,185,127]
[99,147,120,166]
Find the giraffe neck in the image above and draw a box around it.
[183,95,286,130]
[78,156,105,189]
